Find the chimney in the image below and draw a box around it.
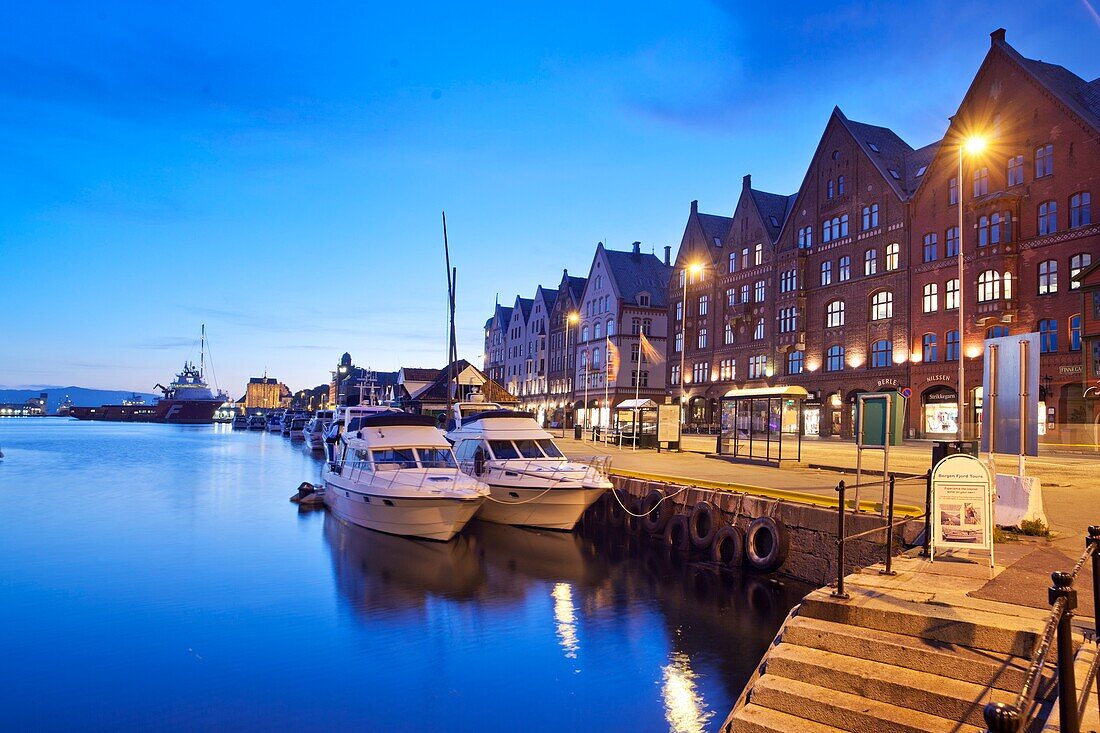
[632,240,641,255]
[742,174,752,191]
[690,200,698,214]
[663,245,671,266]
[990,28,1005,45]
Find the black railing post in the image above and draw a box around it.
[1050,571,1079,733]
[982,701,1021,732]
[922,469,933,557]
[881,473,897,576]
[832,481,848,599]
[1089,526,1099,648]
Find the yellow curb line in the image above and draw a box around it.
[608,467,924,517]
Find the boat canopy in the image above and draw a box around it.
[616,398,658,409]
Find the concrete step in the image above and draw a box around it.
[763,643,1025,727]
[749,675,983,733]
[799,586,1044,657]
[724,703,846,733]
[782,614,1055,694]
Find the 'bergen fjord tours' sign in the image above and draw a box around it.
[930,453,994,567]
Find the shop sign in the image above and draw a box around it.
[931,453,994,559]
[876,378,899,388]
[1059,365,1082,375]
[924,374,952,383]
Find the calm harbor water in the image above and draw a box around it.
[0,418,809,732]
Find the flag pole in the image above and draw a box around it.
[603,335,610,445]
[634,336,643,451]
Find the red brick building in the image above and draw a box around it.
[667,29,1099,443]
[908,29,1099,440]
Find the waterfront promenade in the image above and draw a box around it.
[557,435,1100,552]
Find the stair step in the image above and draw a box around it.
[799,586,1044,657]
[750,675,983,733]
[782,614,1054,693]
[763,643,1032,727]
[725,703,846,733]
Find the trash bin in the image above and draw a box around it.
[574,425,582,440]
[931,440,979,465]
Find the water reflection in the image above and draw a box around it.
[551,582,579,659]
[662,650,713,733]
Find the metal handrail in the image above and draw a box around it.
[983,526,1100,733]
[832,475,911,599]
[456,455,612,486]
[329,459,480,494]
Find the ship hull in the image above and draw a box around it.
[70,400,220,424]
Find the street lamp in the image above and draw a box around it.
[957,134,987,443]
[680,262,704,425]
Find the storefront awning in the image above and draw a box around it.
[616,398,657,409]
[722,386,810,399]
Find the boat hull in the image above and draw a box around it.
[304,433,326,452]
[324,474,484,541]
[475,485,607,531]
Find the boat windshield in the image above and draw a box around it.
[416,448,457,468]
[537,439,564,458]
[513,440,544,459]
[371,448,418,469]
[366,447,456,470]
[487,440,520,459]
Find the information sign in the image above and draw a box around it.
[930,453,994,565]
[657,404,681,445]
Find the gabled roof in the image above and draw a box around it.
[413,359,518,405]
[905,140,942,194]
[603,245,674,308]
[493,305,513,327]
[697,213,732,247]
[750,188,796,242]
[838,109,918,200]
[513,297,533,322]
[399,367,441,383]
[1000,33,1100,131]
[538,285,558,313]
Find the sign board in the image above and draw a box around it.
[855,391,905,447]
[657,404,681,444]
[931,453,994,563]
[981,333,1039,456]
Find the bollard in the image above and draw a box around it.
[1050,571,1079,733]
[922,469,932,557]
[832,481,848,599]
[881,474,897,576]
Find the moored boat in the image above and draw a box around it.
[446,402,612,531]
[304,410,334,452]
[324,408,488,541]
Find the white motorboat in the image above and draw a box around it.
[324,407,489,541]
[266,410,285,433]
[446,403,612,531]
[303,409,334,452]
[287,413,309,440]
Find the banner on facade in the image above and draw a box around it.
[606,338,620,384]
[930,453,994,564]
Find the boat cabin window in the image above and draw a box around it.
[453,440,479,462]
[513,440,544,459]
[371,448,417,469]
[536,439,563,458]
[355,449,370,461]
[487,440,520,459]
[416,448,457,468]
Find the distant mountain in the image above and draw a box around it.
[0,387,160,414]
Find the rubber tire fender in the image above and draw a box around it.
[744,516,790,573]
[625,499,645,534]
[662,515,691,553]
[605,489,627,528]
[640,488,673,535]
[688,500,720,551]
[710,524,745,570]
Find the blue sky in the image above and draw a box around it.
[2,1,1097,394]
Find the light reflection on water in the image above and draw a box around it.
[0,419,809,732]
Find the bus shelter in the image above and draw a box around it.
[719,386,808,464]
[614,398,658,448]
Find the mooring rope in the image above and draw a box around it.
[607,479,691,518]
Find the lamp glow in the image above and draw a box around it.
[963,136,987,155]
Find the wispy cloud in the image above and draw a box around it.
[130,336,200,350]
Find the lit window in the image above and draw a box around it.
[826,300,845,328]
[825,345,845,372]
[870,290,893,320]
[1038,260,1058,295]
[871,339,892,368]
[1070,253,1093,290]
[787,351,804,375]
[753,318,764,340]
[864,249,877,276]
[698,328,707,349]
[698,295,708,316]
[674,332,682,353]
[977,270,1001,302]
[923,283,938,313]
[886,243,899,271]
[754,242,763,265]
[729,252,737,273]
[820,261,832,286]
[839,256,851,281]
[724,323,734,345]
[754,280,766,302]
[945,278,960,309]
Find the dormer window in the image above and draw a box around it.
[916,165,927,177]
[769,216,779,227]
[888,169,901,180]
[713,237,721,247]
[868,142,880,153]
[637,292,650,307]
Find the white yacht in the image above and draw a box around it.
[266,410,285,433]
[303,409,334,452]
[324,407,489,541]
[446,403,612,531]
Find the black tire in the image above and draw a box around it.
[744,516,790,573]
[710,525,745,570]
[688,500,720,551]
[640,488,673,535]
[605,490,626,528]
[625,499,644,533]
[662,515,691,553]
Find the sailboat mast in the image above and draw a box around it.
[200,324,205,379]
[443,211,456,417]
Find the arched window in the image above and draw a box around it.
[945,278,959,309]
[946,330,960,361]
[825,345,845,372]
[1038,260,1058,295]
[581,325,589,342]
[838,175,846,195]
[1070,254,1092,290]
[885,242,899,271]
[922,333,938,363]
[871,339,892,368]
[823,218,833,242]
[840,214,849,237]
[787,351,804,375]
[827,179,834,199]
[594,322,602,340]
[870,290,893,320]
[864,248,877,275]
[1039,201,1057,235]
[986,325,1009,339]
[580,350,588,370]
[754,242,763,265]
[592,347,602,368]
[922,283,938,313]
[826,300,845,328]
[753,319,764,340]
[1038,320,1057,353]
[606,319,615,336]
[977,270,1000,302]
[1003,271,1013,300]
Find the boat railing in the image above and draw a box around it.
[337,460,471,493]
[456,454,612,486]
